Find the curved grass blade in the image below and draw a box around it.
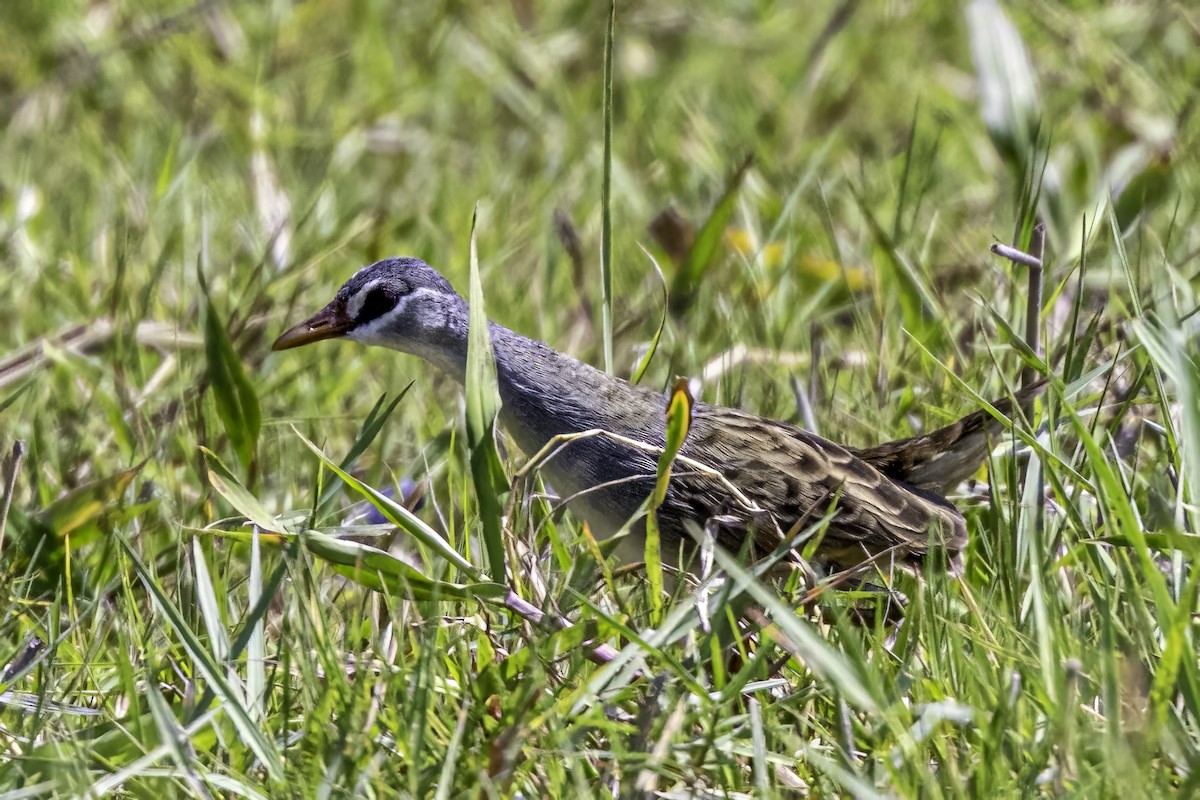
[645,378,693,623]
[670,155,753,313]
[600,0,615,374]
[302,530,504,601]
[630,244,669,386]
[201,447,285,534]
[315,387,411,521]
[37,463,143,542]
[708,542,879,712]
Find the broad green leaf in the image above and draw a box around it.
[464,207,508,584]
[198,265,261,472]
[302,530,504,601]
[670,155,753,312]
[200,447,285,533]
[37,463,143,541]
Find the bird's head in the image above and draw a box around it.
[272,257,465,354]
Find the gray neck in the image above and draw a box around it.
[384,297,661,455]
[375,294,668,540]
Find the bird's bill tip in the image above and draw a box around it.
[271,303,353,351]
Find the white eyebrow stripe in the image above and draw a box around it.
[389,287,445,319]
[346,286,455,348]
[345,278,382,320]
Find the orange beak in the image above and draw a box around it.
[271,301,354,351]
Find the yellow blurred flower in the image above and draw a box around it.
[798,255,870,293]
[725,228,785,268]
[726,227,869,293]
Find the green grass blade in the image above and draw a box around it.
[117,534,284,781]
[671,156,753,312]
[200,447,284,533]
[198,266,261,473]
[630,244,668,386]
[190,537,229,665]
[144,682,206,796]
[315,387,411,520]
[748,697,769,795]
[302,530,503,601]
[708,543,878,711]
[600,0,615,374]
[291,426,480,579]
[433,701,471,800]
[464,207,508,584]
[645,379,692,624]
[965,0,1040,162]
[246,529,266,724]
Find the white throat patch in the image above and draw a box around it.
[344,286,468,381]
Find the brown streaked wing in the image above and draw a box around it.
[662,404,968,569]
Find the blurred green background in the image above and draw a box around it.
[2,0,1199,795]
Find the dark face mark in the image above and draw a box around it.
[356,284,402,323]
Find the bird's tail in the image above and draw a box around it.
[852,380,1047,494]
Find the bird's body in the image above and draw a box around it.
[274,257,1033,574]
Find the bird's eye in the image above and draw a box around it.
[357,286,398,322]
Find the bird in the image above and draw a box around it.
[273,256,1039,576]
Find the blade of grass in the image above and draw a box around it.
[302,530,503,601]
[630,244,668,386]
[187,534,294,727]
[292,426,480,580]
[190,537,229,665]
[850,183,947,347]
[315,387,411,521]
[200,447,284,534]
[645,378,692,625]
[671,155,753,312]
[433,701,472,800]
[966,0,1040,163]
[748,697,769,795]
[116,534,284,781]
[464,206,508,584]
[707,543,878,711]
[144,681,210,800]
[198,262,260,474]
[246,528,265,724]
[600,0,615,374]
